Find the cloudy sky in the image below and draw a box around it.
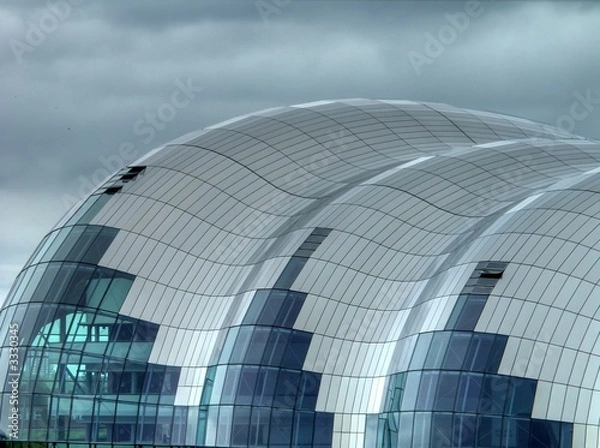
[1,0,600,304]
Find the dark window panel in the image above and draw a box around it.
[453,414,476,448]
[486,335,508,373]
[229,326,253,364]
[273,369,301,408]
[274,256,308,289]
[242,289,269,324]
[479,375,509,415]
[244,327,271,364]
[464,333,495,372]
[64,264,96,306]
[269,409,293,446]
[221,365,241,405]
[76,194,111,225]
[434,371,460,412]
[52,227,86,261]
[236,365,259,405]
[231,406,251,446]
[505,378,537,417]
[454,295,488,331]
[456,372,484,413]
[81,227,119,264]
[443,332,472,370]
[276,291,307,328]
[262,328,290,366]
[424,332,451,369]
[66,226,102,262]
[431,413,454,448]
[297,371,320,410]
[292,411,315,446]
[313,412,333,447]
[249,407,270,446]
[446,295,468,330]
[253,367,278,407]
[281,331,311,369]
[416,371,439,410]
[476,416,503,448]
[504,418,531,448]
[258,290,287,325]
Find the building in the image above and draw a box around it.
[1,99,599,447]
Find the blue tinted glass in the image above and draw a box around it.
[276,291,307,328]
[486,335,508,373]
[229,326,253,363]
[464,334,495,372]
[434,371,460,411]
[221,366,241,405]
[390,373,406,412]
[243,290,269,324]
[425,332,451,369]
[274,256,308,289]
[273,369,300,408]
[297,372,320,410]
[529,419,560,448]
[293,411,315,446]
[269,409,293,445]
[313,412,333,446]
[231,406,251,445]
[253,367,278,407]
[454,295,487,330]
[219,327,239,364]
[262,328,290,366]
[504,418,531,448]
[453,414,476,448]
[431,413,453,448]
[479,375,509,414]
[81,227,118,264]
[258,290,287,325]
[401,371,421,411]
[249,407,270,446]
[64,264,96,305]
[476,416,502,448]
[53,226,85,260]
[66,226,101,261]
[412,412,431,448]
[505,378,536,417]
[398,412,414,447]
[443,332,472,370]
[409,333,433,370]
[236,365,259,405]
[281,331,311,369]
[416,371,439,410]
[456,373,483,413]
[446,295,467,330]
[244,327,270,364]
[560,422,573,448]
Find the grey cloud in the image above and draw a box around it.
[1,0,600,303]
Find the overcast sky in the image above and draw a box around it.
[1,0,600,304]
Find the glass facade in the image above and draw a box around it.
[1,100,600,447]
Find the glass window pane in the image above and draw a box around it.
[443,332,472,370]
[456,372,483,413]
[424,332,451,369]
[435,371,460,411]
[281,331,311,369]
[244,327,270,364]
